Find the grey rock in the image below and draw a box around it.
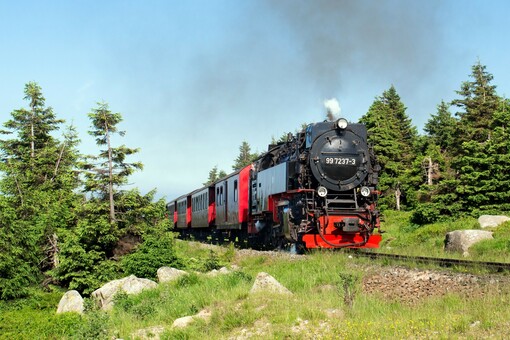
[172,308,211,328]
[56,290,84,314]
[445,230,493,256]
[92,275,158,310]
[249,272,292,295]
[478,215,510,228]
[206,266,231,277]
[195,308,212,322]
[157,267,187,283]
[173,316,194,328]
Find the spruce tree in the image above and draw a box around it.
[452,61,500,147]
[204,165,227,185]
[414,62,508,222]
[484,99,510,211]
[451,62,504,213]
[232,141,257,171]
[455,98,510,213]
[0,82,79,298]
[360,85,417,210]
[53,102,170,294]
[424,101,457,153]
[84,102,143,223]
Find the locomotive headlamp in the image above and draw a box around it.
[336,118,348,129]
[317,186,328,197]
[360,186,371,197]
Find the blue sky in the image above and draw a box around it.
[1,0,510,200]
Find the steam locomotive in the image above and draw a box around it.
[167,117,382,250]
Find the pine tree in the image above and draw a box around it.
[0,82,66,193]
[452,61,500,146]
[0,82,79,298]
[451,62,504,213]
[204,165,227,185]
[484,99,510,211]
[360,86,418,210]
[84,102,143,223]
[424,101,457,153]
[415,62,508,222]
[53,103,170,294]
[232,141,257,171]
[455,98,510,213]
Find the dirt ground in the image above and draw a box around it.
[362,266,510,304]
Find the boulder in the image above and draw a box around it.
[172,316,194,329]
[172,308,211,328]
[157,267,187,283]
[249,272,292,295]
[478,215,510,229]
[92,275,158,310]
[195,308,212,322]
[56,290,84,314]
[444,230,493,256]
[206,266,231,277]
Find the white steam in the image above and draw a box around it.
[323,98,341,121]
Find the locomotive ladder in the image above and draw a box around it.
[324,189,359,210]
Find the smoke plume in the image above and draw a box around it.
[266,0,442,95]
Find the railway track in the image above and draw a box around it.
[350,250,510,272]
[180,238,510,272]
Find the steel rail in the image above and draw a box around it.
[350,250,510,272]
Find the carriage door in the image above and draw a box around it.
[224,181,228,222]
[216,182,228,225]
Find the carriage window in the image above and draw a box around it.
[234,180,238,202]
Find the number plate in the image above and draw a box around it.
[323,157,357,166]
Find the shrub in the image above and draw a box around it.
[77,310,110,339]
[50,232,123,295]
[222,242,236,263]
[203,250,221,271]
[176,272,201,287]
[410,203,441,225]
[122,232,180,280]
[112,290,134,312]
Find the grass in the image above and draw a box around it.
[111,249,510,339]
[3,222,510,339]
[377,210,510,263]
